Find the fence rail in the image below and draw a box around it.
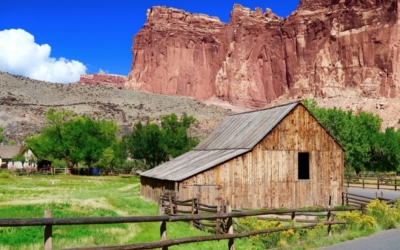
[3,190,392,250]
[342,191,397,207]
[345,176,400,191]
[0,205,360,250]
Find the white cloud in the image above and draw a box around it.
[0,29,86,83]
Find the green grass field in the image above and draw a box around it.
[1,174,399,250]
[0,174,254,250]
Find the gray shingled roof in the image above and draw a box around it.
[0,145,24,159]
[141,102,300,181]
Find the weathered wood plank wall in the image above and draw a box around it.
[140,177,175,202]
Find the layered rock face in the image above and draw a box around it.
[127,7,226,100]
[285,0,400,99]
[127,0,400,106]
[78,73,127,88]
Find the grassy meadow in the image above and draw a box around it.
[0,174,254,250]
[1,173,400,250]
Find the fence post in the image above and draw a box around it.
[341,192,344,206]
[291,212,296,227]
[44,210,52,250]
[190,198,195,227]
[169,194,174,215]
[216,201,221,235]
[159,206,168,250]
[329,214,334,237]
[194,198,199,228]
[362,177,365,189]
[377,178,380,190]
[226,205,234,250]
[361,204,366,215]
[175,198,178,215]
[395,179,397,191]
[327,206,333,237]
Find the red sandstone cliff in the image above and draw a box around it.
[126,0,400,106]
[78,73,127,88]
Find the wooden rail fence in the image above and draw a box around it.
[342,190,398,208]
[0,205,362,250]
[161,191,368,236]
[345,175,400,191]
[160,191,230,234]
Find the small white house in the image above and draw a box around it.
[0,145,37,169]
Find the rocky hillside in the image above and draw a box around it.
[127,0,400,107]
[0,71,231,143]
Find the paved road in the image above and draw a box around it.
[319,227,400,250]
[347,187,400,201]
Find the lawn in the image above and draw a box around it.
[0,174,253,250]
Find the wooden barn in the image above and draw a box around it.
[140,102,344,209]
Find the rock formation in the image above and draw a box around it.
[78,73,127,88]
[127,0,400,106]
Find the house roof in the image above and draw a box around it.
[0,145,24,159]
[141,102,305,181]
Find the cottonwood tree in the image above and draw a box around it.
[27,108,76,167]
[367,127,400,173]
[26,108,120,168]
[124,113,199,169]
[161,113,199,158]
[124,121,168,169]
[303,99,391,175]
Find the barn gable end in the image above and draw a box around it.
[141,102,344,209]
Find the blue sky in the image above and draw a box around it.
[0,0,299,83]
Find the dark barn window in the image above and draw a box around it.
[298,152,310,179]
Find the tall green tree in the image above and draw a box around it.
[26,108,119,168]
[124,113,199,169]
[97,138,128,170]
[161,113,199,158]
[27,108,76,167]
[66,116,119,168]
[303,99,384,174]
[125,121,168,169]
[367,127,400,173]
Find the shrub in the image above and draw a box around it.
[279,228,298,246]
[238,217,283,248]
[367,199,400,229]
[335,211,375,231]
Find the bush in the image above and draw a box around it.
[367,199,400,229]
[238,217,284,248]
[335,211,375,231]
